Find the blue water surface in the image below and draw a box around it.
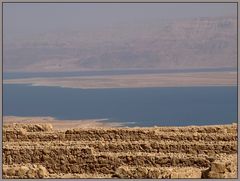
[3,84,237,127]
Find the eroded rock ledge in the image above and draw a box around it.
[3,123,237,179]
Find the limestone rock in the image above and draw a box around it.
[211,161,226,173]
[171,168,202,178]
[37,165,49,178]
[18,166,29,178]
[114,167,131,178]
[2,123,237,179]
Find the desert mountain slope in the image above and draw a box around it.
[4,16,237,72]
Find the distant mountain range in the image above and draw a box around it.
[3,16,237,72]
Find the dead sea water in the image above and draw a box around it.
[3,84,237,127]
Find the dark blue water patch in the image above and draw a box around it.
[3,84,237,127]
[3,67,237,80]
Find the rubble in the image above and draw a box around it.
[3,123,237,178]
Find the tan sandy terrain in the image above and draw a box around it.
[3,120,237,179]
[3,116,124,129]
[3,72,237,89]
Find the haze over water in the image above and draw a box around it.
[3,3,237,127]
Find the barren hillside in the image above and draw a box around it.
[4,16,237,72]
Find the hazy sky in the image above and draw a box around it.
[3,3,237,39]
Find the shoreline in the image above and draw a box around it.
[3,116,126,130]
[3,116,237,130]
[3,71,237,89]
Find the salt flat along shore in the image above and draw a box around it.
[2,118,237,179]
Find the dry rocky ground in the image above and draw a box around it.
[2,123,238,179]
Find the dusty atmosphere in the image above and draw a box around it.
[3,72,237,89]
[4,16,237,73]
[3,120,237,179]
[3,3,237,179]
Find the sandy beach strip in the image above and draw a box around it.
[3,116,126,130]
[3,71,237,89]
